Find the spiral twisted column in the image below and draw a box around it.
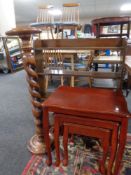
[6,27,47,154]
[23,53,46,153]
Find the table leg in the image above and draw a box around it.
[63,125,69,166]
[100,133,110,175]
[113,118,128,175]
[107,124,119,175]
[54,117,61,166]
[43,108,52,165]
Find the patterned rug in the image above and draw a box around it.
[22,134,131,175]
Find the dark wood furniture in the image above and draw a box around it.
[92,17,131,38]
[42,86,129,175]
[6,27,48,155]
[6,27,41,53]
[63,123,110,174]
[54,114,119,175]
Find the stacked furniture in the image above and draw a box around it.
[30,3,81,39]
[23,38,130,175]
[42,86,129,175]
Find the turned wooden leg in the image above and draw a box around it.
[70,76,74,87]
[43,108,52,165]
[113,118,128,175]
[60,75,64,86]
[45,75,49,93]
[54,117,61,166]
[63,125,69,166]
[88,77,92,87]
[74,27,77,38]
[107,124,119,175]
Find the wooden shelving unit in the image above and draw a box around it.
[0,36,23,73]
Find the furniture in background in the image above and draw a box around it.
[30,4,55,39]
[42,86,130,175]
[56,3,81,39]
[40,49,94,91]
[0,36,23,73]
[92,17,131,38]
[92,17,130,71]
[6,27,49,155]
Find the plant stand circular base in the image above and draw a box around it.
[27,135,46,154]
[27,133,54,154]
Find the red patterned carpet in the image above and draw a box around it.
[22,134,131,175]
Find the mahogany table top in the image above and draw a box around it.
[42,86,129,117]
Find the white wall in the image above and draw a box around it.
[0,0,16,36]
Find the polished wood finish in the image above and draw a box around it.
[63,123,110,174]
[92,17,131,38]
[54,114,119,175]
[42,86,129,175]
[6,27,41,52]
[23,54,48,153]
[6,27,48,154]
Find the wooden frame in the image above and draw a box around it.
[92,17,131,38]
[33,38,127,97]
